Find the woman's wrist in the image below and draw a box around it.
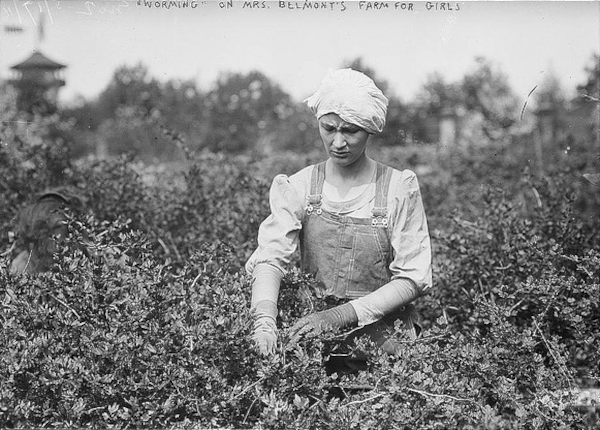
[350,278,420,326]
[252,299,278,320]
[318,302,358,330]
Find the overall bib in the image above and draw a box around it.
[300,161,420,359]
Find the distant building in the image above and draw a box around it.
[439,106,458,146]
[9,50,67,114]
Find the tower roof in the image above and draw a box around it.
[11,50,66,71]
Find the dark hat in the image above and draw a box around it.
[37,187,85,209]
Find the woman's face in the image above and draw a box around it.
[318,113,370,168]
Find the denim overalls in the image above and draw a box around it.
[300,161,420,352]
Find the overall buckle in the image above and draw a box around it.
[371,207,388,227]
[371,217,388,227]
[306,194,323,215]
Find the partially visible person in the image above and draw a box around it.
[10,188,84,275]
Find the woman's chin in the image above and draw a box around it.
[329,157,352,167]
[329,152,365,168]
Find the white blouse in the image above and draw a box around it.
[245,164,432,293]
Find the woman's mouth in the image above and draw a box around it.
[331,151,349,157]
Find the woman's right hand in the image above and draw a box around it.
[253,317,277,356]
[252,300,278,356]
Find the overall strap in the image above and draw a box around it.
[372,163,393,227]
[306,162,326,215]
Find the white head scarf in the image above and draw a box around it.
[304,68,389,134]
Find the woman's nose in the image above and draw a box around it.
[332,132,346,148]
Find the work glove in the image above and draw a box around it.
[252,300,278,356]
[290,302,358,343]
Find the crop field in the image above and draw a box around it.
[1,80,600,428]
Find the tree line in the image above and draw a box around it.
[54,54,599,161]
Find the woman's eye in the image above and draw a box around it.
[322,125,335,132]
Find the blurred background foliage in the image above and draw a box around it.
[37,54,597,171]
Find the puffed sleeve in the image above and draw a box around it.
[388,170,433,292]
[245,174,305,276]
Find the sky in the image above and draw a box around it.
[0,0,598,105]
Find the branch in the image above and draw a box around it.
[343,386,475,409]
[533,321,573,392]
[190,271,203,290]
[0,242,16,257]
[23,250,32,273]
[49,294,81,320]
[232,377,265,400]
[84,406,105,414]
[344,393,385,407]
[242,397,258,424]
[407,387,472,403]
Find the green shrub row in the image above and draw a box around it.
[1,230,597,427]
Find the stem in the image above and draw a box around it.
[233,377,265,400]
[190,271,202,289]
[344,393,385,407]
[49,293,81,320]
[0,242,16,257]
[407,387,472,403]
[242,397,258,424]
[533,321,573,392]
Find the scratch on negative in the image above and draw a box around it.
[520,85,538,121]
[1,121,35,125]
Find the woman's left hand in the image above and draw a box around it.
[289,303,358,343]
[289,312,329,342]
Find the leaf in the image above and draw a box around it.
[293,394,309,409]
[108,403,119,414]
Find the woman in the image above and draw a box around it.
[246,69,432,358]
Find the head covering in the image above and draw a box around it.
[37,187,85,209]
[304,68,389,134]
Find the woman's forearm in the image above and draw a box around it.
[350,278,420,326]
[251,263,283,355]
[250,263,283,308]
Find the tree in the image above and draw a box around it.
[63,63,206,160]
[536,69,565,106]
[571,53,600,149]
[533,68,568,139]
[576,53,600,100]
[415,72,463,116]
[203,70,295,153]
[461,57,520,138]
[159,79,206,149]
[410,73,464,143]
[96,63,162,119]
[408,57,521,144]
